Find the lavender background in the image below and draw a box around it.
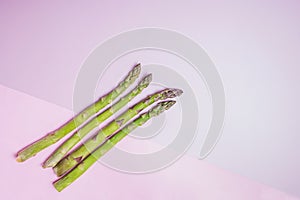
[1,0,300,199]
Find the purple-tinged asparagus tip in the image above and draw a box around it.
[131,63,141,76]
[140,74,152,86]
[161,88,183,99]
[171,88,183,97]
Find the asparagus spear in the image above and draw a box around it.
[53,88,183,176]
[53,100,176,192]
[16,64,141,162]
[42,74,152,168]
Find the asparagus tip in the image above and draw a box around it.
[131,63,141,76]
[172,88,183,97]
[140,74,152,86]
[161,88,183,99]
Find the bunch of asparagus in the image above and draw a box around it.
[16,63,183,192]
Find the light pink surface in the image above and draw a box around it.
[1,1,300,197]
[1,85,298,199]
[1,1,300,198]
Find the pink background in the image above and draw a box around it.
[1,1,300,199]
[1,85,297,199]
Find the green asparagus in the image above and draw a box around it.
[16,64,141,162]
[42,74,152,168]
[53,88,183,176]
[53,100,176,192]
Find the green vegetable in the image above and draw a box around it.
[42,74,152,168]
[53,88,183,176]
[53,100,176,192]
[16,64,141,162]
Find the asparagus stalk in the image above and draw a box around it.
[42,74,152,168]
[53,88,183,176]
[16,64,141,162]
[53,100,176,192]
